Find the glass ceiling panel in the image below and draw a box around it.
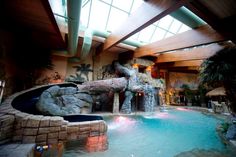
[80,0,194,45]
[49,0,66,16]
[165,32,175,38]
[49,0,206,47]
[129,14,191,44]
[131,0,144,13]
[49,0,67,24]
[106,8,129,32]
[80,0,91,28]
[89,0,110,31]
[100,0,112,4]
[138,25,156,43]
[158,15,174,30]
[80,0,143,32]
[178,24,191,33]
[150,27,166,42]
[78,0,205,46]
[112,0,133,12]
[168,19,182,33]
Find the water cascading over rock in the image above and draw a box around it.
[142,84,156,112]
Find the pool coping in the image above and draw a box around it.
[0,83,108,153]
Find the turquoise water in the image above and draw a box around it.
[64,108,235,157]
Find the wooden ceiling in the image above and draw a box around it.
[0,0,66,49]
[102,0,236,73]
[103,0,236,54]
[1,0,236,73]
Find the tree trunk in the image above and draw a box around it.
[78,77,127,93]
[114,61,135,77]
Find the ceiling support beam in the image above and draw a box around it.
[103,0,185,52]
[184,1,236,43]
[157,60,203,68]
[172,60,203,67]
[134,24,225,57]
[156,43,223,63]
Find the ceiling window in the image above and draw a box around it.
[50,0,205,45]
[129,14,191,44]
[89,0,110,30]
[80,0,143,32]
[49,0,67,23]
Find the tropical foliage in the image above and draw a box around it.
[200,46,236,114]
[66,64,93,82]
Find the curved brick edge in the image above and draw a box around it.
[0,84,108,152]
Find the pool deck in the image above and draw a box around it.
[0,143,35,157]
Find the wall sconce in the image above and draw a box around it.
[146,66,152,72]
[132,64,139,68]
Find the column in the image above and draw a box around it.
[113,92,119,113]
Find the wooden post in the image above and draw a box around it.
[113,92,120,113]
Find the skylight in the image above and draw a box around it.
[128,15,191,44]
[49,0,206,46]
[80,0,194,45]
[81,0,144,32]
[49,0,67,24]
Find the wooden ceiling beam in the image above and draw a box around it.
[168,69,199,74]
[1,0,66,49]
[184,0,236,43]
[134,24,226,57]
[173,60,203,67]
[102,0,185,52]
[157,60,203,68]
[159,66,199,74]
[156,43,223,63]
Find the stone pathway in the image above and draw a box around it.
[0,143,35,157]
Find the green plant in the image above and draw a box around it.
[72,64,93,81]
[181,84,193,102]
[200,46,236,114]
[197,84,208,105]
[220,122,229,133]
[66,64,93,83]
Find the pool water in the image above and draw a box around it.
[63,108,236,157]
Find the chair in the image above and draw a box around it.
[221,102,230,113]
[211,101,224,113]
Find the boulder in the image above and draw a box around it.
[226,124,236,140]
[74,93,93,103]
[58,87,77,95]
[45,85,60,96]
[36,86,92,116]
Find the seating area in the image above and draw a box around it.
[210,101,230,114]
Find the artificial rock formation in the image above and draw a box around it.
[36,86,92,116]
[37,61,163,115]
[114,61,161,113]
[78,77,127,93]
[120,91,133,114]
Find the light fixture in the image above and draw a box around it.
[146,66,152,72]
[132,64,139,68]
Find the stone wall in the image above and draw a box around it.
[0,86,108,152]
